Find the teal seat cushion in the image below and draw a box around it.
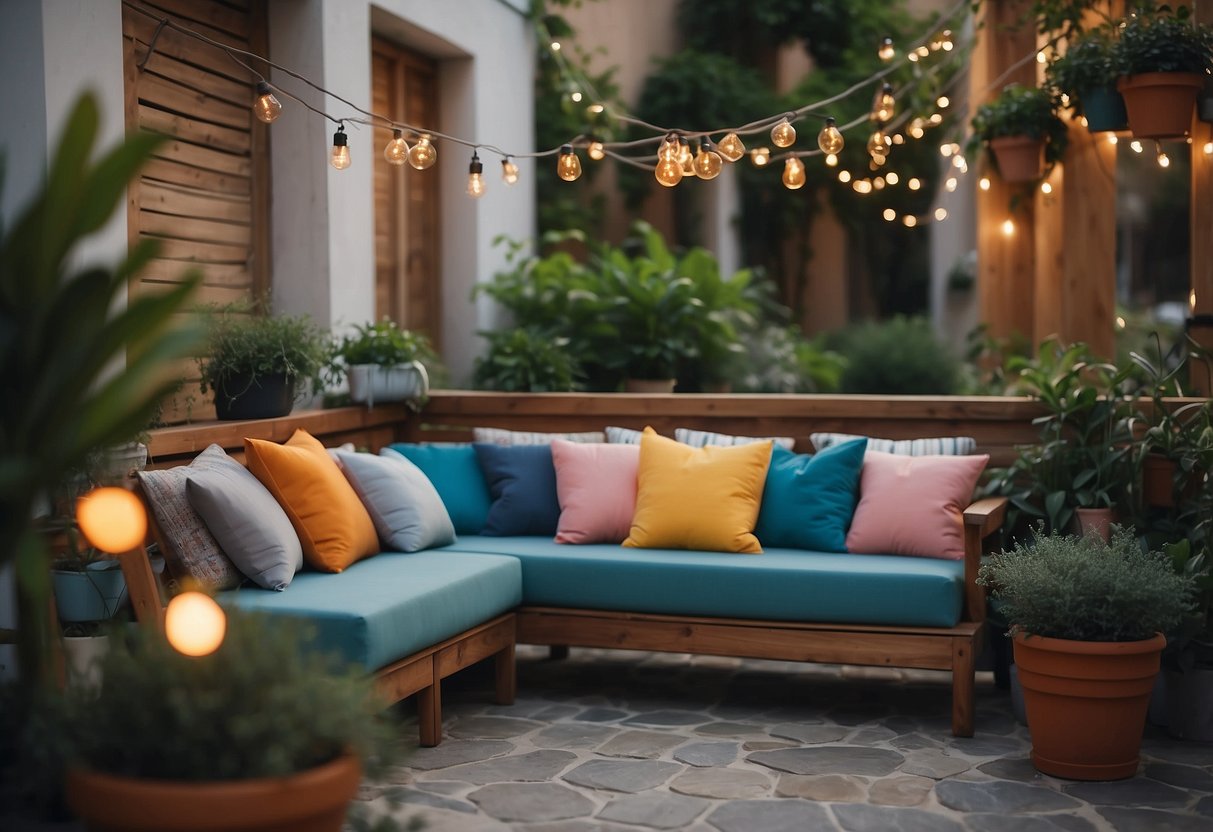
[218,551,521,670]
[440,536,963,628]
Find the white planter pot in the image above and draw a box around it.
[347,362,429,407]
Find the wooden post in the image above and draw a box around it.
[971,0,1039,343]
[1191,5,1213,393]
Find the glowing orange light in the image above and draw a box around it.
[76,487,146,554]
[165,592,228,657]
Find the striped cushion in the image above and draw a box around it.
[472,427,605,446]
[811,432,977,456]
[676,428,795,451]
[605,426,645,444]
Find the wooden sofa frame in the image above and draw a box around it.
[130,394,1025,743]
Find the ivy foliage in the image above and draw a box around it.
[1113,3,1213,76]
[677,0,856,70]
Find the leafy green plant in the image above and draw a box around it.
[0,93,202,686]
[977,528,1194,642]
[334,319,438,369]
[1163,539,1213,670]
[1045,25,1121,112]
[474,327,581,392]
[734,324,846,393]
[196,303,330,403]
[1113,4,1213,76]
[831,316,960,395]
[969,84,1069,171]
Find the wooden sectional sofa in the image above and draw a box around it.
[121,394,1028,744]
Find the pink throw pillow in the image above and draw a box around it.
[551,440,640,544]
[845,451,989,559]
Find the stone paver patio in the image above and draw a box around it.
[359,646,1213,831]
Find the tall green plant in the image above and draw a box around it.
[0,94,202,685]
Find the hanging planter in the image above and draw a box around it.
[970,85,1067,185]
[1118,73,1205,139]
[1045,26,1128,133]
[1079,86,1129,133]
[988,136,1046,183]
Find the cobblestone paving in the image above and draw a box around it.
[358,646,1213,831]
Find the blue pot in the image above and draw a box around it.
[53,562,129,622]
[1080,86,1128,133]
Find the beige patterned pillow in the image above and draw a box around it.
[137,445,242,590]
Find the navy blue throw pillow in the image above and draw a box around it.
[473,443,561,536]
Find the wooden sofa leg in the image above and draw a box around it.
[418,679,442,747]
[548,645,569,661]
[951,636,976,737]
[495,643,516,705]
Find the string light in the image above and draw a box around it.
[383,128,409,165]
[945,176,958,192]
[771,117,797,148]
[870,83,895,124]
[1108,134,1119,145]
[941,29,954,50]
[1002,218,1016,237]
[750,147,771,167]
[501,157,519,185]
[903,215,918,227]
[1130,140,1144,154]
[408,134,437,170]
[825,153,838,167]
[570,91,583,103]
[839,170,852,183]
[867,130,889,158]
[252,81,282,124]
[879,36,896,62]
[717,132,745,162]
[679,138,696,176]
[588,138,605,161]
[818,118,845,154]
[694,140,723,180]
[330,123,350,170]
[936,96,950,109]
[885,171,899,185]
[557,144,582,181]
[853,178,873,194]
[1156,141,1170,168]
[940,143,954,157]
[1040,181,1053,194]
[979,176,990,191]
[659,133,680,162]
[873,176,886,189]
[655,156,682,187]
[883,208,896,221]
[934,207,948,221]
[466,151,485,198]
[782,157,806,189]
[891,133,905,145]
[908,177,922,190]
[1204,141,1213,155]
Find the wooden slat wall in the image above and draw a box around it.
[371,37,442,348]
[123,0,271,423]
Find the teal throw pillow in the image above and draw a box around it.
[755,438,867,552]
[473,443,561,536]
[388,444,491,535]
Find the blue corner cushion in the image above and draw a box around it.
[755,438,867,552]
[441,536,964,628]
[219,551,521,670]
[388,443,492,535]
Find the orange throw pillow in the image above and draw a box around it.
[245,429,379,572]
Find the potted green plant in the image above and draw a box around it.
[197,304,330,421]
[1047,25,1128,132]
[969,84,1069,183]
[57,606,399,831]
[1112,4,1213,138]
[474,327,582,391]
[334,319,435,407]
[978,528,1195,780]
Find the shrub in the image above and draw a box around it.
[832,316,959,394]
[977,528,1195,642]
[334,319,438,368]
[197,304,330,400]
[474,328,581,392]
[1113,4,1213,76]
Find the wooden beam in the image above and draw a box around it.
[1191,3,1213,394]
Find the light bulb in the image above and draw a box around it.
[952,154,966,169]
[1108,134,1119,145]
[825,153,838,167]
[916,45,929,57]
[1204,141,1213,155]
[165,592,226,657]
[252,81,282,124]
[941,30,954,50]
[937,96,950,109]
[557,144,582,181]
[869,155,886,168]
[76,487,147,554]
[979,177,990,191]
[679,139,695,176]
[935,207,948,221]
[570,91,582,103]
[1040,181,1053,194]
[466,152,485,198]
[655,158,683,187]
[883,208,896,221]
[853,178,873,194]
[838,170,852,183]
[330,125,351,170]
[659,134,680,162]
[782,157,806,189]
[750,147,770,166]
[867,131,889,157]
[818,117,845,155]
[892,134,905,145]
[587,103,605,115]
[878,36,895,62]
[693,140,723,179]
[383,129,409,165]
[885,171,899,185]
[1156,142,1170,168]
[903,215,918,227]
[501,158,519,185]
[871,83,895,124]
[1130,140,1143,154]
[771,117,797,148]
[907,177,921,190]
[929,113,943,124]
[940,144,953,157]
[873,176,886,189]
[1001,218,1015,237]
[588,139,605,161]
[945,177,958,192]
[408,135,437,170]
[717,132,745,161]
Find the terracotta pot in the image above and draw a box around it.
[624,378,676,394]
[1117,72,1205,139]
[67,752,361,832]
[1073,507,1114,543]
[989,135,1045,183]
[1014,631,1164,780]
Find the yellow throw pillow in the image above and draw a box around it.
[245,429,379,572]
[623,427,773,554]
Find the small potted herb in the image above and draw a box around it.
[197,304,330,421]
[1112,4,1213,138]
[333,319,435,406]
[1046,26,1127,132]
[969,85,1068,183]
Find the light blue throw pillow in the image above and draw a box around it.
[339,450,456,551]
[754,438,868,552]
[387,443,491,535]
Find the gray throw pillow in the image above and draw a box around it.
[186,454,303,591]
[337,449,456,552]
[136,445,242,591]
